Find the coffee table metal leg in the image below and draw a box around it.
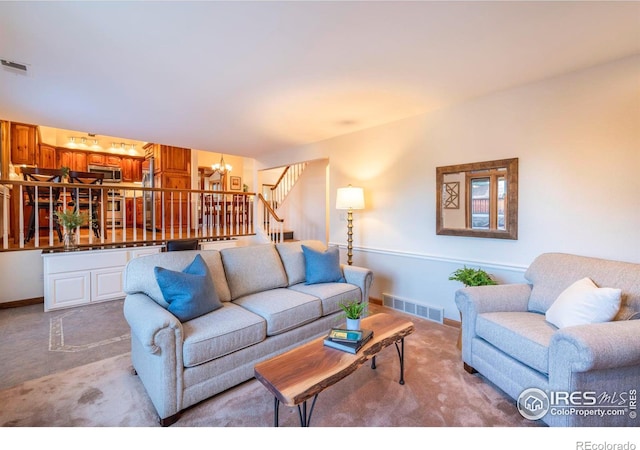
[297,394,319,427]
[394,337,406,385]
[371,355,376,370]
[274,397,280,427]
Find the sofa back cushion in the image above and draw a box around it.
[525,253,640,320]
[276,240,326,286]
[123,250,232,308]
[221,243,288,299]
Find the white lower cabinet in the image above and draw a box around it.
[42,246,162,311]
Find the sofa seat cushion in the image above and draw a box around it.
[182,302,266,368]
[476,311,557,375]
[289,282,361,316]
[233,288,322,336]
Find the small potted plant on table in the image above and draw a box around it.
[339,300,366,331]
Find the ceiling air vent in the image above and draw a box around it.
[1,58,30,76]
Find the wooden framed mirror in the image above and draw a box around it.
[436,158,518,239]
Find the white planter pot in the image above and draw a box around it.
[346,318,361,331]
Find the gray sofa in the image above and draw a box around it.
[122,240,373,425]
[455,253,640,427]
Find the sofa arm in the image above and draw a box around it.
[123,293,183,355]
[550,320,640,372]
[342,264,373,304]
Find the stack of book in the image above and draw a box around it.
[323,328,374,354]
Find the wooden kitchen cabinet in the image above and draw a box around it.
[145,143,191,174]
[144,143,191,230]
[58,149,87,172]
[125,198,134,226]
[132,158,142,182]
[10,122,37,166]
[105,155,121,167]
[87,153,105,166]
[135,197,144,226]
[121,157,133,182]
[38,144,57,169]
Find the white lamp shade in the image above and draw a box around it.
[336,185,365,210]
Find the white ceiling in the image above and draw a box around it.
[1,1,639,159]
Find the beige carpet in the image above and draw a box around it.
[0,306,540,428]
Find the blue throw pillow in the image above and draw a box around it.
[301,244,345,285]
[154,254,223,322]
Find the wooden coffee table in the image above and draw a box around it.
[254,312,415,426]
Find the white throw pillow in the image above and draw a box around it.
[545,277,622,328]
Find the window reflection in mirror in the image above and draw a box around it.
[436,158,518,239]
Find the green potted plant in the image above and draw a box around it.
[448,266,498,287]
[339,299,366,330]
[449,266,497,350]
[55,208,90,250]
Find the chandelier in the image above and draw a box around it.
[212,154,232,175]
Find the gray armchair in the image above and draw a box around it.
[455,253,640,427]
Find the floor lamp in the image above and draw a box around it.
[336,185,365,265]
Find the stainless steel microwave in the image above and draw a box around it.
[87,165,122,183]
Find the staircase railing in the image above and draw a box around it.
[269,162,307,211]
[257,193,284,243]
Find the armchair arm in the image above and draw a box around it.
[123,293,183,355]
[455,283,532,317]
[455,283,532,362]
[550,320,640,372]
[341,264,373,304]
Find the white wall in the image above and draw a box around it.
[258,56,640,320]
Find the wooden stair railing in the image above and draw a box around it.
[258,193,285,243]
[269,162,307,211]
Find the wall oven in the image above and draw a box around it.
[106,192,124,227]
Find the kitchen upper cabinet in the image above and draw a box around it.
[146,143,191,174]
[11,122,37,166]
[38,144,57,169]
[87,153,105,166]
[121,157,133,182]
[106,155,121,167]
[58,149,87,172]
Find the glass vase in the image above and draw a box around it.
[63,227,78,251]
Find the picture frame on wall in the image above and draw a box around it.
[230,176,242,190]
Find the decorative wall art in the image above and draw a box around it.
[443,181,460,209]
[230,176,242,190]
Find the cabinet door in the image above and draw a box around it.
[121,157,133,182]
[125,198,134,226]
[57,149,73,169]
[73,151,87,172]
[45,271,91,311]
[87,153,105,166]
[38,144,57,169]
[162,146,191,173]
[132,158,143,182]
[11,123,37,165]
[91,268,125,302]
[135,197,144,226]
[106,155,121,167]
